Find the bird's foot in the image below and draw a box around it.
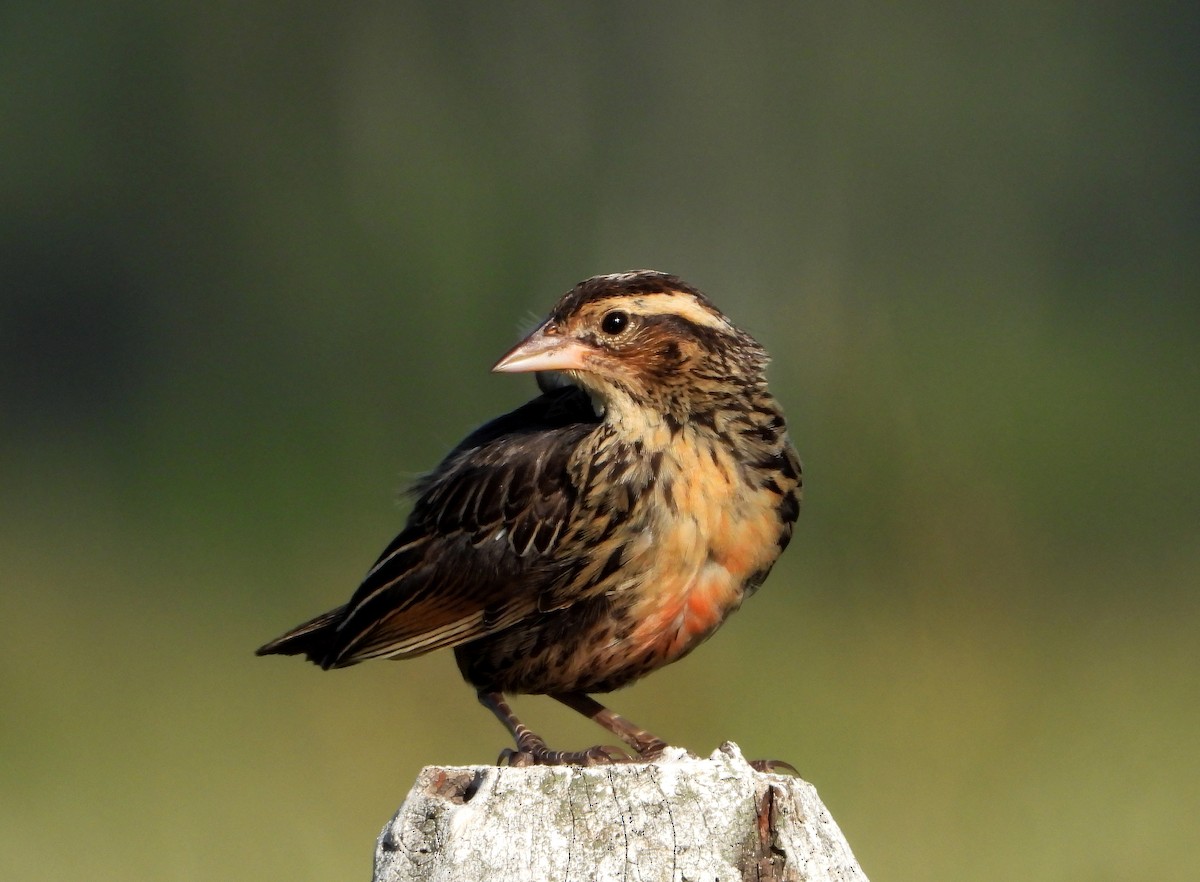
[498,743,631,767]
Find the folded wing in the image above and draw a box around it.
[256,386,600,668]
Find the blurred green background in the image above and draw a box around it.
[2,2,1197,880]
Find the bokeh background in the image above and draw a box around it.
[2,3,1197,880]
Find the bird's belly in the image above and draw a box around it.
[457,517,769,695]
[503,562,742,695]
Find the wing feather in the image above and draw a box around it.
[319,385,599,667]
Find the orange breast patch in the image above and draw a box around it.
[708,499,780,579]
[627,558,743,661]
[617,431,782,663]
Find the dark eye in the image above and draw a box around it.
[600,310,629,335]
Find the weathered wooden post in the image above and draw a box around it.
[373,743,868,882]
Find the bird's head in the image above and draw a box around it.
[493,271,769,423]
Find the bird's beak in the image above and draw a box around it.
[492,325,593,374]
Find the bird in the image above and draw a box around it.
[256,270,802,766]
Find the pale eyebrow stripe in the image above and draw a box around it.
[594,293,732,332]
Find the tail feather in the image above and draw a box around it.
[256,605,348,669]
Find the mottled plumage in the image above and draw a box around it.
[257,270,802,765]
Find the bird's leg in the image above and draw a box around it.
[476,690,627,766]
[552,692,670,759]
[550,693,796,772]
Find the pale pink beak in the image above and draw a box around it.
[492,324,594,374]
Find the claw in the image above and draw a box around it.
[583,744,632,765]
[749,758,800,776]
[633,738,669,760]
[498,748,537,767]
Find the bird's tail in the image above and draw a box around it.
[255,605,347,669]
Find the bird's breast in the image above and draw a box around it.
[617,431,788,662]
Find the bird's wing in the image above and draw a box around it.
[322,386,599,667]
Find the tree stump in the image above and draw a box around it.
[373,742,869,881]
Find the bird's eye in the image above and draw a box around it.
[600,310,629,336]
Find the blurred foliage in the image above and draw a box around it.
[1,2,1197,881]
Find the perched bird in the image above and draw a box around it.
[257,271,802,765]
